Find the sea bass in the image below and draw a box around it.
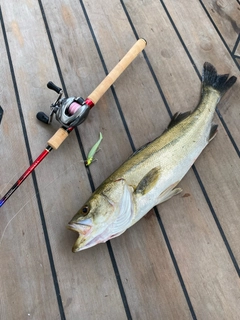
[68,62,237,252]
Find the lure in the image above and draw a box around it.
[85,132,103,166]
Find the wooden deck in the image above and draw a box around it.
[0,1,240,319]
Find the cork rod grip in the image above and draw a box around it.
[87,38,147,105]
[47,128,69,150]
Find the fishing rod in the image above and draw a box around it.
[0,38,147,207]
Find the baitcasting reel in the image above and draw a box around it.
[36,81,90,129]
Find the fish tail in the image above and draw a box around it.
[202,62,237,96]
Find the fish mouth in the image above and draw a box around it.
[67,221,104,253]
[67,219,93,252]
[71,235,86,253]
[71,234,102,253]
[67,222,92,235]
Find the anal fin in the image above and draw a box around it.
[209,124,218,142]
[156,181,182,205]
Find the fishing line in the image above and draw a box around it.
[0,161,34,195]
[0,201,30,247]
[0,161,83,248]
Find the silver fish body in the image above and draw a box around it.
[68,62,237,252]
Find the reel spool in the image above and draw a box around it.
[36,81,90,129]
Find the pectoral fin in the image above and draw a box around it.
[135,166,161,195]
[156,181,182,205]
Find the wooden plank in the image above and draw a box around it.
[236,45,240,57]
[123,0,240,260]
[1,1,130,319]
[159,0,240,260]
[163,0,240,148]
[201,0,240,51]
[159,171,240,320]
[42,0,193,319]
[0,7,60,320]
[63,0,240,319]
[120,0,240,319]
[31,1,132,319]
[1,0,240,319]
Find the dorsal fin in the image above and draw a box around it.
[128,138,159,159]
[128,141,151,159]
[168,111,191,129]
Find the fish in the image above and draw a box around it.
[85,132,103,166]
[67,62,237,252]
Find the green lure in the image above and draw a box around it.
[85,132,103,166]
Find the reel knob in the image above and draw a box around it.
[47,81,62,94]
[36,111,49,124]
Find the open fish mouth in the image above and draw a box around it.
[68,229,100,252]
[67,218,92,235]
[68,221,108,252]
[67,219,94,252]
[67,222,92,235]
[71,235,86,252]
[71,235,99,252]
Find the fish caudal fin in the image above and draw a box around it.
[202,62,237,96]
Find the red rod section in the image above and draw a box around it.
[0,102,91,207]
[0,126,75,207]
[0,147,51,207]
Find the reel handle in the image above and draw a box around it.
[47,81,62,94]
[36,111,49,124]
[87,38,147,105]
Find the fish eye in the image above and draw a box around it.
[81,205,90,216]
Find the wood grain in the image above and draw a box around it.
[123,1,240,319]
[0,0,239,319]
[0,4,60,319]
[88,39,146,104]
[157,0,240,260]
[202,0,240,51]
[163,0,240,148]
